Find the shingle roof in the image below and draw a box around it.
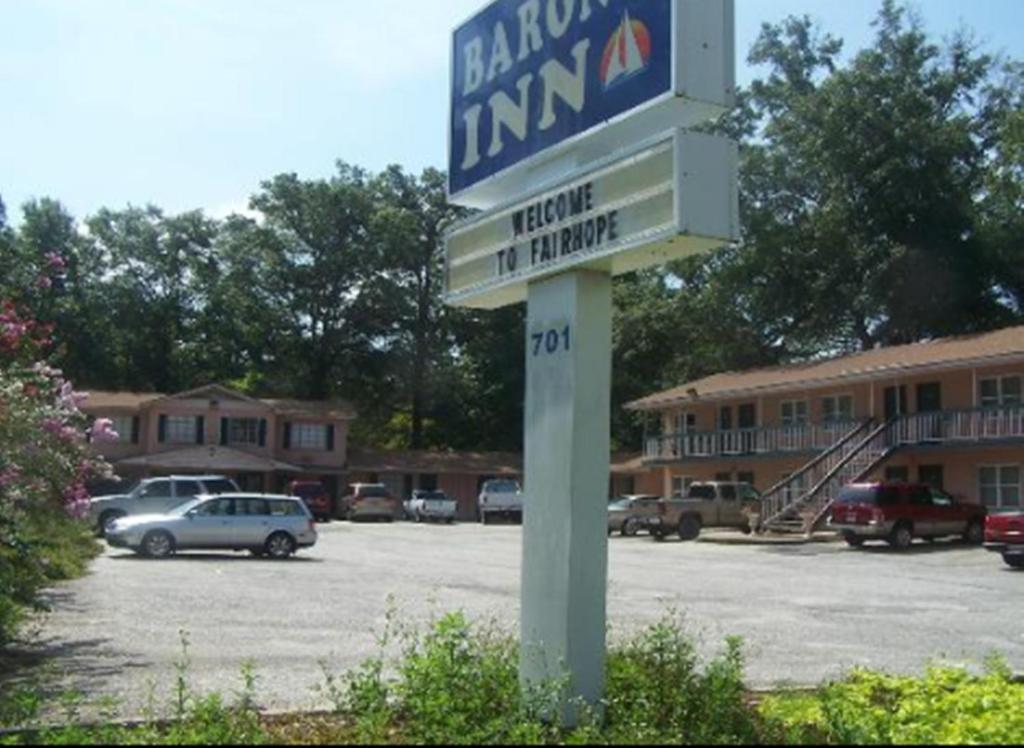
[81,391,161,410]
[348,449,522,476]
[80,386,356,420]
[627,324,1024,411]
[115,446,303,473]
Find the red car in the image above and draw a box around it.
[287,480,333,522]
[984,512,1024,569]
[829,482,986,550]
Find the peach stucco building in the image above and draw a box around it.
[628,325,1024,529]
[84,384,355,496]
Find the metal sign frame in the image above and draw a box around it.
[444,127,739,309]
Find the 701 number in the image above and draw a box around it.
[532,326,571,357]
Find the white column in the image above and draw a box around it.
[521,270,611,724]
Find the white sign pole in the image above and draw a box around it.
[521,269,612,724]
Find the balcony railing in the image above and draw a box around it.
[892,405,1024,445]
[643,420,864,461]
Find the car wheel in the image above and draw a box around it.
[678,515,701,542]
[481,513,489,525]
[141,530,175,559]
[265,532,296,560]
[622,518,640,537]
[1003,554,1024,569]
[962,521,984,546]
[652,531,666,542]
[887,523,914,550]
[843,532,866,548]
[98,511,126,538]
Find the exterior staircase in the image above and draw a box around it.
[757,419,898,535]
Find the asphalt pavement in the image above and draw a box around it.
[3,522,1022,720]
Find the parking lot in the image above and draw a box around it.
[5,522,1023,719]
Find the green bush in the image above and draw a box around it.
[323,612,755,746]
[0,505,100,646]
[758,657,1024,745]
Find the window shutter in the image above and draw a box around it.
[158,415,167,443]
[283,423,292,450]
[131,416,140,444]
[220,418,229,446]
[326,425,335,452]
[196,416,205,445]
[259,419,267,448]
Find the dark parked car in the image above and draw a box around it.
[288,480,332,522]
[829,482,987,549]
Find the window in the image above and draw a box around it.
[236,498,269,516]
[108,416,134,443]
[979,466,1021,508]
[671,476,692,498]
[165,416,198,444]
[138,480,172,499]
[918,465,945,491]
[715,472,733,482]
[822,395,854,423]
[930,489,954,508]
[737,471,755,488]
[196,498,234,516]
[979,376,1022,408]
[228,418,260,445]
[268,500,305,517]
[780,401,808,426]
[720,484,737,501]
[175,481,202,500]
[674,413,696,434]
[885,466,910,483]
[291,423,327,450]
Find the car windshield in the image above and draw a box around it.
[170,498,204,516]
[417,491,448,500]
[836,486,879,504]
[203,479,237,494]
[487,481,519,493]
[358,486,390,498]
[609,499,631,510]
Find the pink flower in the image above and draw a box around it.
[89,418,119,443]
[0,466,22,488]
[46,252,66,271]
[35,276,53,290]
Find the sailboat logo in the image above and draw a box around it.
[600,11,652,90]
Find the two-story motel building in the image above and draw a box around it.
[628,325,1024,520]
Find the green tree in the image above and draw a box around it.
[244,163,386,401]
[733,1,1016,355]
[369,166,467,449]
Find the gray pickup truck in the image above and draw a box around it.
[646,482,762,541]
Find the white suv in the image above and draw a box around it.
[89,475,240,535]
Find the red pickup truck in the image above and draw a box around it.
[985,512,1024,569]
[829,482,986,550]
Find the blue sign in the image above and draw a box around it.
[450,0,672,197]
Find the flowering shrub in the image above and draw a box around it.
[1,297,110,644]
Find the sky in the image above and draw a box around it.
[1,0,1022,224]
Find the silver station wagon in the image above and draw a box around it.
[105,494,318,559]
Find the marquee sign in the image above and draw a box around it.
[445,129,738,309]
[449,0,735,208]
